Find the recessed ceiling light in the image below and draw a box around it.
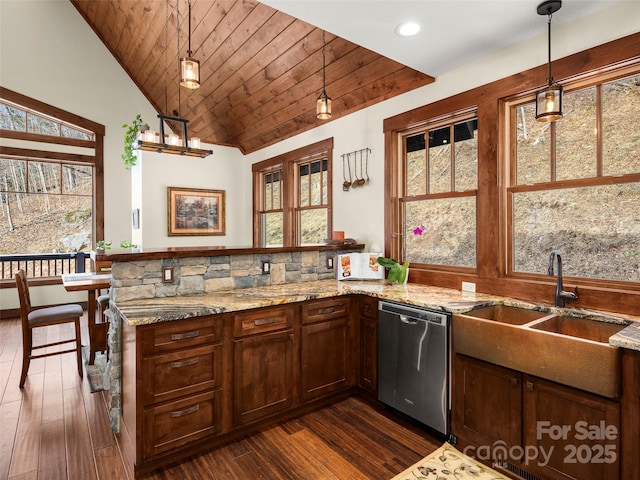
[395,21,421,37]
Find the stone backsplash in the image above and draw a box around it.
[111,250,340,303]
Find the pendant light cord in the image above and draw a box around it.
[187,0,192,56]
[176,0,181,117]
[546,11,553,85]
[322,30,326,94]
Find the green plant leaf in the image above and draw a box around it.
[377,257,398,268]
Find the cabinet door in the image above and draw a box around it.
[301,317,352,402]
[452,354,522,451]
[233,330,294,426]
[359,296,378,393]
[523,376,620,480]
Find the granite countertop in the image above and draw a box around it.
[112,279,640,351]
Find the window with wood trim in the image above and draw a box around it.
[253,138,333,247]
[399,110,478,268]
[507,68,640,282]
[259,166,283,247]
[0,88,105,257]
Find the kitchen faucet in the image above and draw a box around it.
[547,250,578,307]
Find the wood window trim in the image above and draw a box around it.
[383,33,640,315]
[252,138,333,247]
[0,87,105,244]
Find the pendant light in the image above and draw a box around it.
[535,0,562,122]
[135,0,211,158]
[316,30,332,120]
[180,0,200,89]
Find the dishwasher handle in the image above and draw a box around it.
[399,315,419,325]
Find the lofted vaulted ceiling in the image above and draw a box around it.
[70,0,435,154]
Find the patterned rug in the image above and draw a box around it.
[81,345,106,393]
[391,443,510,480]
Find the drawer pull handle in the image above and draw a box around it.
[254,317,278,326]
[171,358,199,369]
[171,404,200,418]
[317,307,335,314]
[171,330,200,341]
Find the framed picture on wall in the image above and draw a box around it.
[167,187,226,236]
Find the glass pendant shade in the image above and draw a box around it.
[316,90,332,120]
[180,56,200,89]
[535,83,563,122]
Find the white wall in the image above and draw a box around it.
[1,0,638,307]
[133,144,250,248]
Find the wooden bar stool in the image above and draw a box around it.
[15,269,83,388]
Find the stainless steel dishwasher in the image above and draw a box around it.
[378,300,450,435]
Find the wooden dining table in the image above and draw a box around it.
[61,272,113,365]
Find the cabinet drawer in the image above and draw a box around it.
[359,296,378,319]
[233,305,292,338]
[142,390,221,458]
[142,316,223,355]
[142,344,222,404]
[302,297,350,325]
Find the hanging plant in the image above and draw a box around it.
[121,114,148,169]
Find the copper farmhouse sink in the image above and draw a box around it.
[453,306,628,398]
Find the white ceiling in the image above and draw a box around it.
[261,0,617,77]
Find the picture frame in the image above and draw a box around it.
[167,187,226,236]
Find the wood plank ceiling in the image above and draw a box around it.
[71,0,434,154]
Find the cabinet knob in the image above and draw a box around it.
[511,377,519,387]
[526,381,534,391]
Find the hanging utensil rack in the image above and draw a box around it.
[340,148,371,190]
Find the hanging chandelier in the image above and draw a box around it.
[134,0,211,158]
[180,0,200,89]
[535,0,563,122]
[316,30,332,120]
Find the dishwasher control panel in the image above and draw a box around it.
[379,300,449,325]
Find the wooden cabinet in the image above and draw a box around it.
[523,376,619,480]
[119,294,380,477]
[452,353,621,479]
[136,315,225,460]
[300,298,353,402]
[358,296,378,394]
[452,354,522,451]
[233,305,294,426]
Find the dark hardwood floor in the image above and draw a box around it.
[0,315,442,479]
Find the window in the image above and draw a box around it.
[399,111,478,268]
[0,89,104,258]
[253,138,333,247]
[259,166,283,247]
[508,71,640,282]
[0,157,94,254]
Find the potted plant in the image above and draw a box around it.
[121,114,148,169]
[377,257,410,284]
